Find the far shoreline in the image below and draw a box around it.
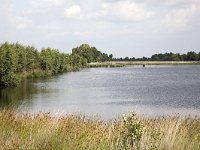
[89,61,200,67]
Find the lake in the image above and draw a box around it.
[0,65,200,119]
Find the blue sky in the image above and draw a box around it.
[0,0,200,57]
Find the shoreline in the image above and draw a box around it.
[89,61,200,67]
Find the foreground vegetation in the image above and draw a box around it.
[0,109,199,150]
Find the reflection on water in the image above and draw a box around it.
[0,65,200,119]
[0,79,54,107]
[0,80,36,106]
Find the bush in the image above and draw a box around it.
[27,70,45,78]
[0,72,22,87]
[120,112,143,149]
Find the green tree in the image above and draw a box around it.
[198,52,200,61]
[172,54,181,61]
[72,44,111,63]
[25,46,40,71]
[109,54,113,60]
[186,52,198,61]
[70,54,83,71]
[0,42,113,88]
[0,42,21,86]
[14,43,27,72]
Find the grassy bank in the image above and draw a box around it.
[88,63,125,68]
[89,61,200,68]
[0,109,199,150]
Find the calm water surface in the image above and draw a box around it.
[1,65,200,119]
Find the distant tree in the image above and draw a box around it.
[91,47,102,62]
[124,57,129,61]
[109,54,113,60]
[186,51,198,61]
[72,44,112,63]
[142,57,148,61]
[181,54,187,61]
[151,54,159,61]
[198,52,200,61]
[172,54,181,61]
[72,44,94,63]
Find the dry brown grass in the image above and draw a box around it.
[0,109,199,150]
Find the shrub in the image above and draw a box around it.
[0,72,21,87]
[120,112,143,149]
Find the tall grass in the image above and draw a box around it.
[0,109,199,150]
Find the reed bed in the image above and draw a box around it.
[0,109,199,150]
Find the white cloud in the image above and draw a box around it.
[51,0,63,5]
[101,1,154,22]
[73,31,91,37]
[13,16,32,29]
[160,0,199,6]
[0,1,31,30]
[27,0,64,14]
[63,1,154,22]
[164,4,199,31]
[64,5,81,18]
[1,0,200,57]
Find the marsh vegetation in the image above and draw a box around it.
[0,109,199,150]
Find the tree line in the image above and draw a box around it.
[0,42,112,87]
[1,42,199,87]
[113,52,200,61]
